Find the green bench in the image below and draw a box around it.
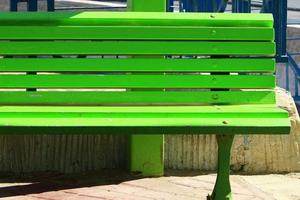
[0,12,290,200]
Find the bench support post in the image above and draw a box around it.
[127,0,166,177]
[130,135,164,176]
[128,0,166,12]
[209,135,234,200]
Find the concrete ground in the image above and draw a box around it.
[0,171,299,200]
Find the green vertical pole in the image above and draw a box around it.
[127,0,166,177]
[209,135,234,200]
[128,0,166,12]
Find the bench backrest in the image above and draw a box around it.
[0,12,275,106]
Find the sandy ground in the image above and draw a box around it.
[0,171,299,200]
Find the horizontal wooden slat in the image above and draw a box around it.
[0,41,275,56]
[0,12,274,27]
[0,26,274,41]
[0,105,287,114]
[0,75,275,89]
[0,91,275,105]
[0,105,289,135]
[0,58,275,72]
[0,105,290,135]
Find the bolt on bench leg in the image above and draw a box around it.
[208,135,234,200]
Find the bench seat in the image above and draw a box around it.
[0,105,289,135]
[0,11,290,200]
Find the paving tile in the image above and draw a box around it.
[1,173,300,200]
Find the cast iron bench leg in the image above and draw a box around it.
[208,135,234,200]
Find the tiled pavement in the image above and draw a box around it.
[0,171,299,200]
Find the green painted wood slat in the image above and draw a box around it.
[0,91,275,105]
[0,26,274,41]
[0,12,274,27]
[0,41,275,56]
[0,75,275,89]
[0,105,287,114]
[0,58,275,72]
[0,105,289,133]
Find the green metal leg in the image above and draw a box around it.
[129,134,164,176]
[209,135,234,200]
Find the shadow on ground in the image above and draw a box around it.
[0,170,136,198]
[0,170,213,198]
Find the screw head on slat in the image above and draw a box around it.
[211,30,217,36]
[212,94,219,100]
[212,63,218,68]
[222,121,228,125]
